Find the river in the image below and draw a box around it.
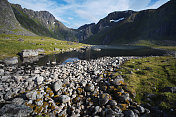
[19,45,167,66]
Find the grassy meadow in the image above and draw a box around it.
[111,56,176,110]
[135,40,176,51]
[0,34,87,60]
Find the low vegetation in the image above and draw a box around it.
[0,34,87,60]
[135,40,176,51]
[112,56,176,110]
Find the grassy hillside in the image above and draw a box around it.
[0,34,86,60]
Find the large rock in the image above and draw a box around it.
[124,110,135,117]
[113,78,124,86]
[0,104,32,117]
[26,91,37,100]
[59,95,71,103]
[36,75,43,85]
[0,69,4,75]
[4,57,18,65]
[99,93,111,106]
[4,90,13,100]
[0,93,4,103]
[109,100,117,106]
[85,83,95,92]
[119,92,130,101]
[12,98,24,105]
[36,48,45,53]
[53,80,62,92]
[21,49,38,57]
[137,106,145,113]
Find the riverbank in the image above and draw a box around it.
[134,40,176,51]
[0,56,175,116]
[0,34,88,60]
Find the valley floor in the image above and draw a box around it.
[0,34,86,60]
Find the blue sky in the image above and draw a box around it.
[8,0,169,28]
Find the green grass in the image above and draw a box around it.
[0,34,87,60]
[135,40,176,51]
[112,56,176,110]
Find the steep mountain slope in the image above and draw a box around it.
[0,0,35,36]
[79,0,176,45]
[77,10,135,42]
[11,4,77,41]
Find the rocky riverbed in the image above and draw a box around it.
[0,56,153,117]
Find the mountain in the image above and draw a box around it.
[1,0,175,44]
[76,10,135,42]
[78,0,176,45]
[0,0,77,41]
[0,0,35,36]
[11,4,77,41]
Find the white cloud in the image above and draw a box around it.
[146,0,169,9]
[8,0,169,28]
[75,0,130,23]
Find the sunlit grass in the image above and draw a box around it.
[135,40,176,51]
[0,34,87,60]
[112,56,176,110]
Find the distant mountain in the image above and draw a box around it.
[76,10,135,42]
[0,0,35,36]
[78,0,176,45]
[11,4,77,41]
[0,0,77,41]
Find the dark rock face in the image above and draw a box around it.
[0,0,35,36]
[77,23,96,42]
[77,10,135,42]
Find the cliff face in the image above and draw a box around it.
[0,0,35,36]
[77,23,96,42]
[78,0,176,45]
[11,4,77,41]
[76,10,135,42]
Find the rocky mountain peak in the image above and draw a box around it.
[11,4,63,29]
[9,2,76,41]
[0,0,35,35]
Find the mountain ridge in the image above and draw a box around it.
[77,0,176,45]
[0,0,175,44]
[0,0,35,36]
[11,3,77,41]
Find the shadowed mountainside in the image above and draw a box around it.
[77,0,176,45]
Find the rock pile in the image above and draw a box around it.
[0,56,150,116]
